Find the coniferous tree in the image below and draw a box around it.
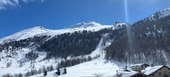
[18,73,23,77]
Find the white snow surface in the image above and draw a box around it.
[131,6,170,25]
[0,22,128,44]
[156,7,170,19]
[30,59,120,77]
[141,65,163,75]
[0,47,124,77]
[114,69,137,77]
[0,26,49,44]
[147,7,170,21]
[130,63,145,67]
[0,48,59,77]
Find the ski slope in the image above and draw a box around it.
[30,58,120,77]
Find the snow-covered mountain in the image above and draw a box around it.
[106,6,170,65]
[133,6,170,26]
[1,6,170,77]
[0,21,129,77]
[0,26,49,44]
[0,22,128,44]
[147,6,170,21]
[0,25,124,77]
[3,6,168,44]
[69,21,128,29]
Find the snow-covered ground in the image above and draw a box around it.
[0,47,127,77]
[141,65,163,75]
[0,48,59,76]
[0,47,130,77]
[30,59,120,77]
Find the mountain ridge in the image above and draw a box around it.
[132,6,170,26]
[0,22,128,44]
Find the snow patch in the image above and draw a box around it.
[142,65,163,75]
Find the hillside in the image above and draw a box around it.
[0,6,170,77]
[0,21,128,77]
[105,8,170,65]
[0,22,126,44]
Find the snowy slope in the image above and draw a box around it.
[0,48,59,76]
[142,6,170,22]
[114,69,137,77]
[0,31,123,77]
[0,21,129,77]
[0,22,128,44]
[29,59,120,77]
[141,65,163,75]
[29,58,138,77]
[28,31,130,77]
[0,26,49,44]
[0,27,138,77]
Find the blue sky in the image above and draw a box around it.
[0,0,170,38]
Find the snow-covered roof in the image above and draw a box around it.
[131,63,148,67]
[117,69,137,77]
[141,65,164,75]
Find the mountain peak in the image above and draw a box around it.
[86,21,97,24]
[69,21,101,29]
[132,6,170,26]
[69,22,86,28]
[32,26,46,30]
[145,6,170,21]
[0,26,49,44]
[0,22,127,44]
[34,26,43,28]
